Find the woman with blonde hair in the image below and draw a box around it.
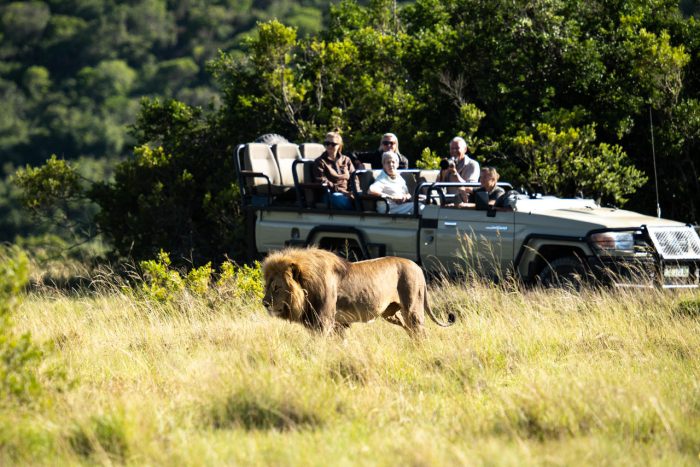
[312,131,356,210]
[351,132,409,169]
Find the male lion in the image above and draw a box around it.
[261,247,455,338]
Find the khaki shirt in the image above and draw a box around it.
[456,156,480,182]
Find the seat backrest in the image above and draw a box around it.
[300,159,316,184]
[294,159,326,209]
[299,143,326,159]
[356,170,382,194]
[399,170,421,197]
[271,143,301,186]
[243,143,281,187]
[418,169,440,185]
[350,169,381,211]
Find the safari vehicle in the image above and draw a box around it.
[235,141,700,288]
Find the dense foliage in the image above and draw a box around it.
[0,245,43,406]
[9,0,700,264]
[0,0,329,241]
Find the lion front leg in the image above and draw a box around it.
[315,291,338,337]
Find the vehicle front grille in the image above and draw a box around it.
[647,226,700,260]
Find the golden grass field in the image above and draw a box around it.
[3,276,700,466]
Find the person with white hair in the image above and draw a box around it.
[449,136,480,182]
[351,133,409,169]
[367,151,413,215]
[445,136,480,203]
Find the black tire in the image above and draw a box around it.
[537,255,591,290]
[254,133,289,145]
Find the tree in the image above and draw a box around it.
[12,0,700,264]
[511,123,647,204]
[90,98,242,264]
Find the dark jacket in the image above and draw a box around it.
[351,150,409,170]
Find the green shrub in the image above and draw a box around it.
[139,252,263,302]
[0,245,43,406]
[186,261,213,296]
[673,297,700,318]
[216,260,263,300]
[139,250,185,302]
[415,147,441,170]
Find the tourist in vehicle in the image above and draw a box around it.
[450,136,480,182]
[367,151,413,215]
[351,133,409,170]
[312,131,355,210]
[459,166,506,208]
[446,136,480,203]
[438,157,468,204]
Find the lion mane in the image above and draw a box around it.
[262,247,455,337]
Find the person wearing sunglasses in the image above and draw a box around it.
[312,131,356,210]
[350,133,409,170]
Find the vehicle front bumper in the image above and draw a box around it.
[588,255,700,289]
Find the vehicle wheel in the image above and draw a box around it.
[537,256,590,290]
[254,133,289,145]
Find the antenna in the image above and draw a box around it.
[649,106,661,218]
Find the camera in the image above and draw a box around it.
[439,158,455,171]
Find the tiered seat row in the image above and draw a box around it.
[235,141,440,212]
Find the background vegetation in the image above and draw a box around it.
[3,272,700,464]
[4,3,700,463]
[0,0,329,245]
[4,0,700,265]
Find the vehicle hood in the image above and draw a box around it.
[514,197,686,230]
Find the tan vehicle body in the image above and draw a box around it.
[237,142,700,288]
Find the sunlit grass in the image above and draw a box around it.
[4,278,700,465]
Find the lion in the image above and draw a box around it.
[261,247,455,338]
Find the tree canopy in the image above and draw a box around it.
[9,0,700,264]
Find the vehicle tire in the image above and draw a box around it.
[537,255,590,290]
[254,133,289,145]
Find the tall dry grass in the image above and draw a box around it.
[3,274,700,465]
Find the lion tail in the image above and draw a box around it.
[424,286,456,327]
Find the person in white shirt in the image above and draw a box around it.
[368,151,413,215]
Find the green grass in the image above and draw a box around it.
[3,280,700,465]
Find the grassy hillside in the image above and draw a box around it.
[4,280,700,465]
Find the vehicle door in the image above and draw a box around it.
[430,205,515,277]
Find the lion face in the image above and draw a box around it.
[263,269,305,322]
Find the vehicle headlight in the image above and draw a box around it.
[589,231,635,254]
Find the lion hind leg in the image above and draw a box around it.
[381,303,405,327]
[382,303,423,338]
[404,305,427,339]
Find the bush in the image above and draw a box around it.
[0,245,44,406]
[216,260,264,300]
[139,250,185,302]
[139,251,263,302]
[673,297,700,318]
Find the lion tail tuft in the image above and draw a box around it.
[424,287,456,327]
